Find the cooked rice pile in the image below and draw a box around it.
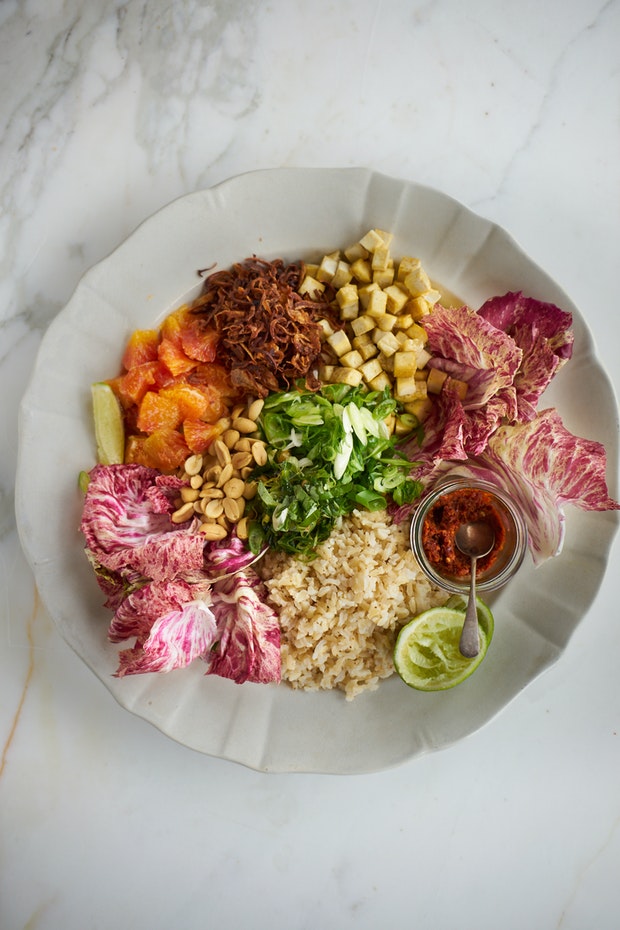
[258,509,447,700]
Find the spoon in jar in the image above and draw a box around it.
[455,521,495,658]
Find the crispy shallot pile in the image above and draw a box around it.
[190,257,339,397]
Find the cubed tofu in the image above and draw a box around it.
[396,256,421,282]
[404,267,432,297]
[420,288,442,307]
[350,258,372,283]
[336,283,359,320]
[350,314,375,337]
[316,255,339,283]
[359,282,380,309]
[384,284,410,314]
[426,368,448,394]
[331,366,363,387]
[416,347,432,368]
[368,371,393,392]
[299,275,325,297]
[359,358,384,382]
[393,351,417,378]
[340,349,364,369]
[395,376,419,400]
[371,246,390,272]
[447,377,468,400]
[318,364,336,381]
[373,268,394,288]
[317,318,335,338]
[366,288,388,317]
[352,332,372,347]
[376,331,401,356]
[327,330,352,357]
[344,241,369,263]
[407,296,431,320]
[331,260,353,289]
[403,397,433,421]
[405,322,428,343]
[375,313,398,332]
[359,228,386,252]
[357,341,378,361]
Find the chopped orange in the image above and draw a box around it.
[183,419,223,454]
[141,427,190,472]
[137,390,181,433]
[158,337,198,377]
[121,329,160,370]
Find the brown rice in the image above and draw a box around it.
[258,509,447,699]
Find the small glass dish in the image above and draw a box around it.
[409,476,528,594]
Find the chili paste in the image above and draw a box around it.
[421,487,506,578]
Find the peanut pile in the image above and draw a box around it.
[171,398,267,540]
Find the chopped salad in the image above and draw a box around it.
[80,227,619,687]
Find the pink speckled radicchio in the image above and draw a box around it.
[434,410,619,564]
[395,294,618,563]
[80,463,281,683]
[207,573,282,684]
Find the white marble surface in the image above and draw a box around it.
[1,1,619,927]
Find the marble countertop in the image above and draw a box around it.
[2,1,619,928]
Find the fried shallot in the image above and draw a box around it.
[190,257,338,397]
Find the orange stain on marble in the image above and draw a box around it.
[0,586,38,778]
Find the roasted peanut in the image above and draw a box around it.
[180,487,200,503]
[199,523,228,540]
[222,477,245,499]
[184,454,203,476]
[222,428,241,448]
[204,499,224,519]
[171,501,195,524]
[232,416,257,434]
[247,398,264,421]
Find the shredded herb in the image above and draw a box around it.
[246,383,423,559]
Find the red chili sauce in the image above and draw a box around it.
[421,487,506,578]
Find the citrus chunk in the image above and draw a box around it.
[394,600,494,691]
[91,382,125,465]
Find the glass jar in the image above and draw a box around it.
[409,476,528,594]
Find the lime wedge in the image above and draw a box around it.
[91,382,125,465]
[394,600,494,691]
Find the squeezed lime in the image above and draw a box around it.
[394,598,494,691]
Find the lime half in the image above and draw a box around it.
[91,382,125,465]
[394,599,494,691]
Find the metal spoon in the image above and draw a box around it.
[455,521,495,658]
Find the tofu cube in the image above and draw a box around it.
[350,314,375,337]
[373,268,395,288]
[299,275,325,297]
[405,322,428,343]
[407,296,431,320]
[318,364,336,381]
[331,366,363,387]
[384,284,410,314]
[404,267,432,297]
[344,241,369,263]
[393,351,417,379]
[426,368,448,394]
[395,376,419,400]
[396,256,422,282]
[366,288,388,318]
[336,283,359,320]
[316,255,339,283]
[368,371,393,392]
[327,330,352,357]
[356,341,378,361]
[375,313,398,332]
[371,246,390,272]
[416,347,432,368]
[359,282,380,309]
[359,228,386,252]
[317,318,335,338]
[376,331,401,357]
[331,260,353,289]
[340,349,364,369]
[359,358,384,382]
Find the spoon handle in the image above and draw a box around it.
[459,556,480,658]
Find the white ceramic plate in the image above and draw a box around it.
[16,168,619,773]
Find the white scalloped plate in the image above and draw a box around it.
[15,168,619,773]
